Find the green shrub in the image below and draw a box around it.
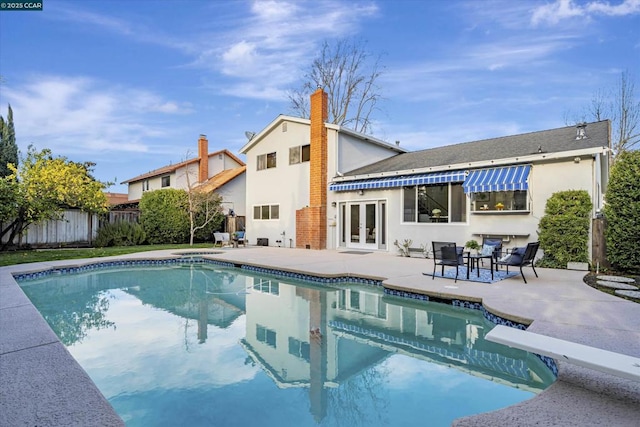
[538,190,592,269]
[604,151,640,272]
[139,189,190,244]
[95,221,146,247]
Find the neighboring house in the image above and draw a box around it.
[122,135,247,218]
[243,88,611,260]
[240,89,405,248]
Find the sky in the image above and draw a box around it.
[0,0,638,193]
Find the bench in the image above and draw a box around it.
[486,325,640,381]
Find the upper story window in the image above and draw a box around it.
[142,180,150,191]
[402,183,466,223]
[257,152,277,170]
[289,144,311,164]
[161,176,170,187]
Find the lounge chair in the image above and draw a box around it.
[213,232,231,247]
[429,241,466,283]
[496,241,539,283]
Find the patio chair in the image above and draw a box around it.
[481,237,503,268]
[430,241,466,283]
[496,241,539,283]
[234,231,246,246]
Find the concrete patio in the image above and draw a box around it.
[1,247,639,426]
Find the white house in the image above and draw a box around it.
[122,135,247,218]
[239,89,405,248]
[245,88,610,260]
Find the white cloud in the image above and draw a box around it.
[40,1,382,102]
[587,0,640,15]
[0,75,191,155]
[531,0,640,26]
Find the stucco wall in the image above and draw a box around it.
[329,157,599,254]
[127,173,174,201]
[217,173,247,217]
[245,120,311,247]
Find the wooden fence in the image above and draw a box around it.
[1,210,98,248]
[592,217,609,268]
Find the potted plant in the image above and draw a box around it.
[432,208,441,218]
[495,202,504,210]
[465,239,480,254]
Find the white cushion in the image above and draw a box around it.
[481,244,494,256]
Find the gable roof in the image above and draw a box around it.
[121,149,245,184]
[195,166,246,193]
[239,114,406,154]
[345,120,610,177]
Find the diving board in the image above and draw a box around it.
[486,325,640,382]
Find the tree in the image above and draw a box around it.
[538,190,592,269]
[0,146,108,249]
[183,164,224,246]
[287,38,384,134]
[0,104,19,177]
[139,189,190,244]
[603,150,640,272]
[570,70,640,156]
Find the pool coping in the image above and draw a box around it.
[1,247,639,426]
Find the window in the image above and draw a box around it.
[256,325,277,348]
[288,337,310,362]
[253,204,280,220]
[142,180,149,191]
[402,183,466,223]
[161,176,170,187]
[289,144,310,164]
[253,278,280,295]
[471,190,528,212]
[257,152,277,170]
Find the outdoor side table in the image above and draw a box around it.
[467,254,494,280]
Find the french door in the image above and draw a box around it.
[341,201,385,249]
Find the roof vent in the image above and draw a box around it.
[395,140,400,146]
[576,123,587,140]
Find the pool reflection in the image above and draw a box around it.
[20,263,555,426]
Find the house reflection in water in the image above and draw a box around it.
[239,277,553,423]
[20,264,555,424]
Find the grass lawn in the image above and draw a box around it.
[0,243,215,267]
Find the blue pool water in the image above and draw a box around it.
[18,261,555,426]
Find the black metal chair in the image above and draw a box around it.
[496,241,540,283]
[430,241,466,283]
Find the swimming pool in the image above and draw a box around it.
[18,259,555,426]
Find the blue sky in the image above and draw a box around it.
[1,0,638,193]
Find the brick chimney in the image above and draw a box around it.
[296,88,328,249]
[198,134,209,183]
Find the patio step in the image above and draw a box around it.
[486,325,640,382]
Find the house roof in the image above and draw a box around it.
[239,114,406,154]
[344,120,610,177]
[104,192,129,206]
[195,166,246,193]
[121,149,245,184]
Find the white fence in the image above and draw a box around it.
[1,209,98,247]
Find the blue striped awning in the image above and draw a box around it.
[329,170,466,192]
[463,165,531,193]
